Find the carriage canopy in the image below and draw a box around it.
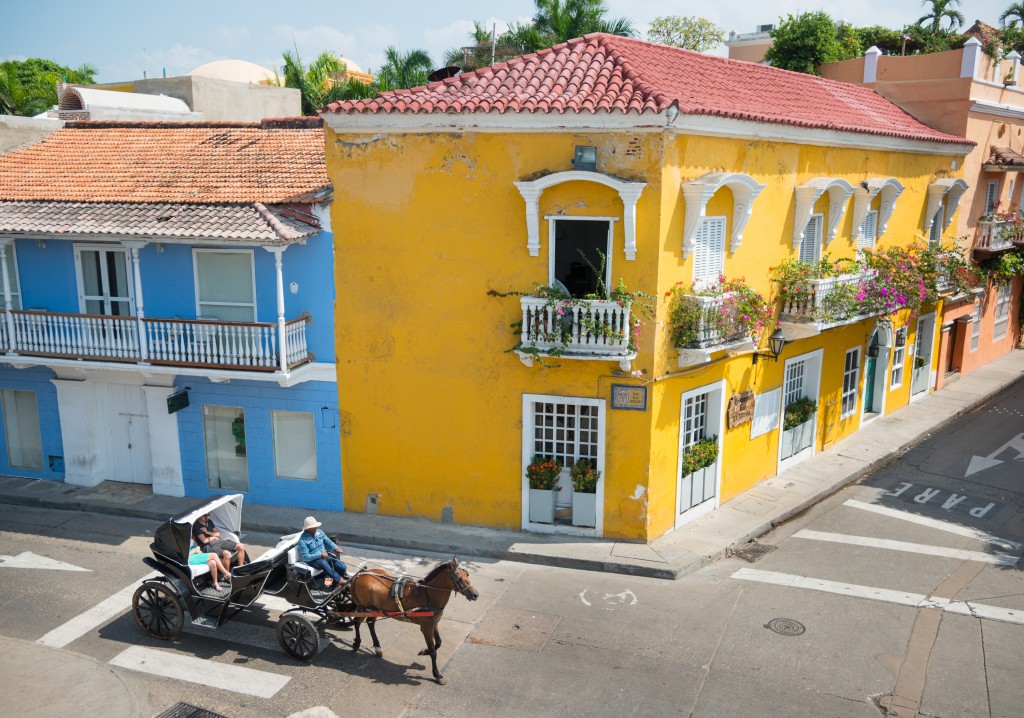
[151,493,244,564]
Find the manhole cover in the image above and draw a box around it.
[731,541,778,562]
[765,618,805,636]
[154,703,229,718]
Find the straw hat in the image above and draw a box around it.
[303,516,321,530]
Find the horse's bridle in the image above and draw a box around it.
[448,563,473,596]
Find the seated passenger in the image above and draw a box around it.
[298,516,349,589]
[188,544,231,592]
[193,512,246,568]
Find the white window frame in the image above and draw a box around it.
[522,394,605,536]
[1,388,43,470]
[985,180,999,214]
[778,349,823,472]
[970,301,982,352]
[272,410,318,481]
[841,347,860,419]
[546,216,615,296]
[192,248,257,321]
[891,345,905,388]
[0,244,23,310]
[74,244,136,316]
[799,213,823,264]
[675,380,726,528]
[692,215,727,288]
[993,281,1012,340]
[857,209,877,257]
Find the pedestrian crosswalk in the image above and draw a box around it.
[731,498,1023,624]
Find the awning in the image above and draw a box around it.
[983,146,1024,171]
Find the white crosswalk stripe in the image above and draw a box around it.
[843,499,1022,551]
[36,571,159,648]
[731,568,1024,625]
[792,529,1020,566]
[110,645,291,698]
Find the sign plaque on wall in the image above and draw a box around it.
[166,390,190,415]
[611,384,647,411]
[728,390,755,428]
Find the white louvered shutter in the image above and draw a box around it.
[857,210,877,254]
[799,215,821,264]
[929,206,944,246]
[693,216,726,287]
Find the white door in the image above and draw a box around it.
[778,349,823,472]
[675,381,725,528]
[76,246,135,317]
[98,383,151,484]
[911,313,936,397]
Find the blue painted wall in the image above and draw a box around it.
[12,231,335,360]
[0,365,64,481]
[176,376,342,511]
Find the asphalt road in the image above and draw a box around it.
[0,383,1022,717]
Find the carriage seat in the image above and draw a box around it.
[233,541,290,578]
[280,531,323,581]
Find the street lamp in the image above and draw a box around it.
[751,328,787,365]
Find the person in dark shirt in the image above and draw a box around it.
[192,513,246,567]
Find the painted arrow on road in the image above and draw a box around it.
[0,551,90,572]
[965,433,1024,477]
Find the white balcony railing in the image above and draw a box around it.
[0,310,312,372]
[976,220,1021,252]
[518,297,634,368]
[674,292,756,368]
[778,270,878,337]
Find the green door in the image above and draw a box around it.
[864,332,879,413]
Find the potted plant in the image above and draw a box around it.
[526,454,561,524]
[569,458,600,527]
[681,436,719,477]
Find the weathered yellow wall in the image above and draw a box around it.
[326,124,963,541]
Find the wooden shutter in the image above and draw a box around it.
[693,216,726,286]
[799,215,821,264]
[857,210,877,252]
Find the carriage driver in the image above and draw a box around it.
[298,516,350,589]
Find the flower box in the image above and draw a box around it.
[571,491,597,527]
[529,488,558,524]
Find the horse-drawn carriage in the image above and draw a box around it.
[131,493,479,683]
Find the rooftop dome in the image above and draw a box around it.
[188,59,276,84]
[338,56,364,74]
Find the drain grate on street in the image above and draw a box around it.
[765,618,805,636]
[731,541,778,562]
[154,702,230,718]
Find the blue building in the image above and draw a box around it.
[0,118,341,510]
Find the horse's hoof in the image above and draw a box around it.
[418,648,429,656]
[435,676,446,685]
[374,647,383,658]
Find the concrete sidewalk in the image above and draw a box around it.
[2,350,1022,580]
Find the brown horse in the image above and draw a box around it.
[348,556,479,684]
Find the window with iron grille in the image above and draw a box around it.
[530,400,599,467]
[841,348,860,418]
[994,281,1012,340]
[970,301,982,352]
[784,360,806,405]
[693,216,726,288]
[891,346,905,388]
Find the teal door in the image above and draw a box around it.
[864,332,879,413]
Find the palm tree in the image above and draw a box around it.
[1001,2,1024,28]
[917,0,965,33]
[497,0,635,54]
[274,48,350,114]
[376,47,434,90]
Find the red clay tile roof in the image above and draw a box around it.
[0,121,330,204]
[0,201,318,243]
[324,33,970,146]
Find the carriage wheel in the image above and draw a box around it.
[278,612,320,661]
[132,581,184,640]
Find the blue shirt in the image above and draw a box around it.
[298,529,337,563]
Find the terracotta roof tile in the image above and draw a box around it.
[0,201,318,243]
[0,121,330,204]
[324,33,969,146]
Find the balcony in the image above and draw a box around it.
[0,311,312,372]
[975,220,1023,256]
[516,296,635,370]
[778,270,879,339]
[675,293,755,368]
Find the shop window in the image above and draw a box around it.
[203,405,249,491]
[273,410,318,481]
[1,389,43,470]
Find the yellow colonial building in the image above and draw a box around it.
[321,34,973,541]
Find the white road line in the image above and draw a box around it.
[109,645,290,698]
[793,529,1020,566]
[843,499,1022,551]
[255,594,297,613]
[732,568,1024,625]
[36,571,158,648]
[0,551,91,571]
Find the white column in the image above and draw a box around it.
[863,46,881,83]
[513,184,543,256]
[122,240,148,362]
[618,186,645,260]
[961,37,982,79]
[265,246,288,373]
[0,239,17,353]
[1007,50,1021,84]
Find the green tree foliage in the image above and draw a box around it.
[443,21,525,72]
[646,16,725,52]
[0,58,96,116]
[271,49,348,115]
[764,12,859,74]
[376,47,434,90]
[916,0,965,34]
[1001,2,1024,28]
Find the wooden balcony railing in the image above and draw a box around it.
[0,310,312,371]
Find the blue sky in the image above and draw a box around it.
[1,1,1011,83]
